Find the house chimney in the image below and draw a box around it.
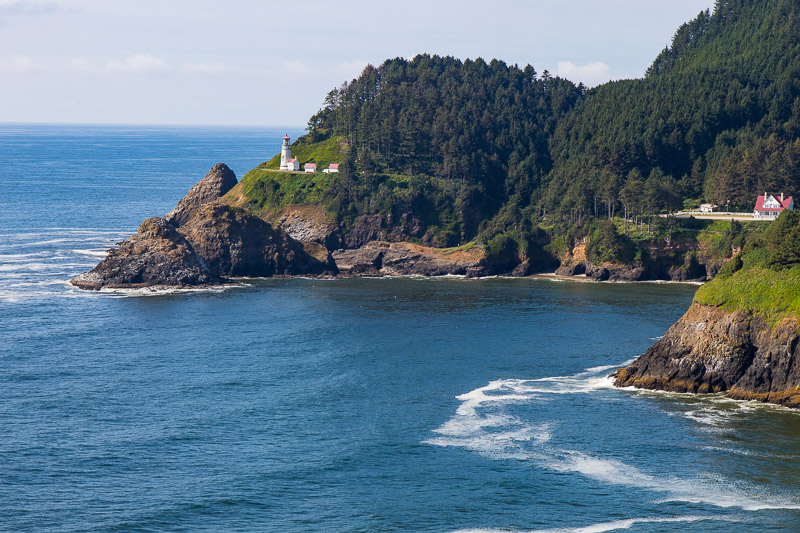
[781,192,784,201]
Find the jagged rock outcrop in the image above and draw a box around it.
[166,163,238,227]
[180,203,331,277]
[585,262,647,282]
[332,242,484,277]
[614,303,800,409]
[553,261,646,281]
[345,213,426,249]
[70,217,221,290]
[72,164,335,290]
[274,206,342,250]
[555,263,586,277]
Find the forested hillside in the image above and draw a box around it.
[546,0,800,220]
[246,0,800,253]
[304,55,582,246]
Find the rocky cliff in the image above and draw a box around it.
[71,164,333,290]
[179,203,331,278]
[614,302,800,409]
[332,241,484,277]
[166,163,238,227]
[70,217,222,290]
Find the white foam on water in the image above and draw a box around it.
[7,279,74,289]
[93,283,245,298]
[426,365,800,511]
[0,229,136,301]
[701,444,800,460]
[621,385,800,419]
[534,276,567,282]
[511,363,631,395]
[71,249,109,258]
[0,228,132,237]
[638,280,705,286]
[0,251,50,261]
[0,237,105,248]
[0,262,56,272]
[680,406,741,432]
[452,515,736,533]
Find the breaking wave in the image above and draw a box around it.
[0,227,131,302]
[452,515,736,533]
[425,365,800,512]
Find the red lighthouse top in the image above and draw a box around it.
[283,134,290,140]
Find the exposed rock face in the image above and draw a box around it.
[71,164,335,290]
[554,261,646,281]
[555,263,586,277]
[614,303,800,409]
[332,246,385,276]
[332,242,484,277]
[179,203,329,277]
[274,206,342,250]
[70,217,220,290]
[165,163,238,227]
[586,262,647,282]
[345,213,426,249]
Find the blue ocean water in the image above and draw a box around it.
[2,124,800,532]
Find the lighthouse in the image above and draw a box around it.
[279,134,291,170]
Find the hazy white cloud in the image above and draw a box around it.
[181,62,238,75]
[337,58,370,80]
[555,61,613,87]
[0,55,40,71]
[282,61,311,77]
[0,0,58,15]
[105,54,171,74]
[68,57,90,71]
[0,1,715,124]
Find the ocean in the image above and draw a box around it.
[1,124,799,532]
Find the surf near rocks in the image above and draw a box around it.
[614,302,800,409]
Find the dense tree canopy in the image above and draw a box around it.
[286,0,800,247]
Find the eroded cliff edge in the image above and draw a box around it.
[613,207,800,408]
[614,303,800,408]
[71,164,335,290]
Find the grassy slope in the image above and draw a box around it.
[225,136,344,215]
[694,260,800,328]
[231,168,335,214]
[262,135,345,170]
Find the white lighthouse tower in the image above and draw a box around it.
[279,134,291,171]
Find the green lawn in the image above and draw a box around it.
[261,136,345,171]
[236,168,334,212]
[695,264,800,327]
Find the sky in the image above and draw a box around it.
[0,0,716,126]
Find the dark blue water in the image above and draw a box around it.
[2,125,800,532]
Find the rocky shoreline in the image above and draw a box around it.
[614,302,800,409]
[70,163,724,290]
[71,164,335,290]
[71,164,495,290]
[73,164,800,411]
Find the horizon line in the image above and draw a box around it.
[0,121,306,129]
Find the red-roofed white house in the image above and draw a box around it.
[287,158,300,171]
[322,163,339,174]
[304,163,317,173]
[754,193,794,220]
